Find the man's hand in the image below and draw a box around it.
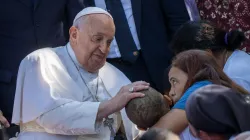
[97,81,150,120]
[0,111,10,128]
[110,81,150,112]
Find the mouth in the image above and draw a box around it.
[93,54,105,61]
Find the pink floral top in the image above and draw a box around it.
[195,0,250,52]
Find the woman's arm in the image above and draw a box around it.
[153,109,188,134]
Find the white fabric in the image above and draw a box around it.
[12,45,138,140]
[65,44,122,133]
[223,50,250,92]
[94,0,141,58]
[180,127,199,140]
[73,7,113,23]
[184,0,200,21]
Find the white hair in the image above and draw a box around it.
[72,16,87,31]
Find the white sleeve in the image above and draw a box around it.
[36,101,102,135]
[231,77,250,92]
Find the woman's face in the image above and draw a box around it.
[168,67,188,104]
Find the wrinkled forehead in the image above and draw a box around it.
[81,14,114,28]
[82,14,115,36]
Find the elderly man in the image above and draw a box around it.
[11,7,148,140]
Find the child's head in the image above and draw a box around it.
[125,87,170,130]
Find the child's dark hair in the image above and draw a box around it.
[139,128,171,140]
[170,20,246,55]
[125,87,170,130]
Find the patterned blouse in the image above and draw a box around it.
[185,0,250,53]
[195,0,250,52]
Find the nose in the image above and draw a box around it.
[169,89,176,97]
[99,41,108,53]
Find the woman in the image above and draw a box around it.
[170,20,250,92]
[154,50,249,136]
[185,0,250,52]
[186,84,250,140]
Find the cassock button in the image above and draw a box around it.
[133,51,139,56]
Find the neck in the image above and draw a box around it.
[223,50,233,67]
[216,50,233,68]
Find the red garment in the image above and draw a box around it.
[196,0,250,52]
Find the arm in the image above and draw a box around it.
[161,0,190,38]
[36,101,101,135]
[153,109,188,134]
[36,86,146,136]
[20,51,147,136]
[153,85,195,134]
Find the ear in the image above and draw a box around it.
[69,26,79,45]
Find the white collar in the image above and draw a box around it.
[66,43,83,69]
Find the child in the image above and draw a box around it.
[125,87,170,139]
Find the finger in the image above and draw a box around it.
[163,95,173,106]
[128,92,145,99]
[163,95,172,102]
[0,117,10,128]
[132,85,150,92]
[132,81,150,86]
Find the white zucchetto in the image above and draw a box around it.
[73,7,113,23]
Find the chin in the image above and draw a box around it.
[94,63,106,71]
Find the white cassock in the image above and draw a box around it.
[12,43,138,140]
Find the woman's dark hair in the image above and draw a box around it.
[163,66,171,93]
[171,49,249,95]
[170,20,246,55]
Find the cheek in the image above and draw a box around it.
[179,81,187,94]
[175,85,184,96]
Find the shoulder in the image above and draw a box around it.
[224,50,250,78]
[102,62,131,82]
[20,48,59,68]
[24,48,54,61]
[173,81,212,110]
